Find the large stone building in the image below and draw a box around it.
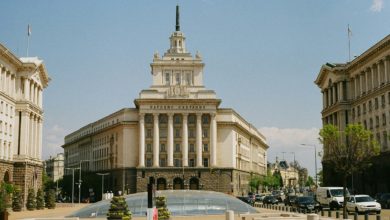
[62,6,268,198]
[45,153,64,182]
[315,34,390,193]
[268,158,299,189]
[0,43,50,200]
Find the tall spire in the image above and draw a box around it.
[176,5,180,31]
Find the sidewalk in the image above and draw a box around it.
[8,203,88,220]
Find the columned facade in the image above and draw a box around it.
[315,34,390,194]
[62,6,268,197]
[0,42,50,205]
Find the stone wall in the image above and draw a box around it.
[13,161,43,205]
[0,161,14,182]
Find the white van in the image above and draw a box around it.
[316,187,349,210]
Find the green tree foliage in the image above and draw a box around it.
[26,188,36,211]
[0,183,13,212]
[249,175,262,193]
[156,196,170,220]
[305,176,315,187]
[107,195,132,220]
[12,187,23,212]
[36,188,45,210]
[319,123,380,218]
[317,170,324,187]
[45,189,56,209]
[262,170,281,190]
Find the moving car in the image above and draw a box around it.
[316,187,348,210]
[262,195,279,205]
[284,195,297,206]
[255,194,266,202]
[237,196,254,205]
[346,195,381,214]
[292,196,319,213]
[376,193,390,209]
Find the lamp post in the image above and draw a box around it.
[301,144,318,187]
[97,173,109,200]
[78,160,89,204]
[65,167,80,205]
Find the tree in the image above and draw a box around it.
[305,176,314,187]
[319,124,380,218]
[107,195,131,220]
[36,188,45,210]
[249,175,262,193]
[12,187,23,212]
[317,170,324,187]
[45,189,56,209]
[0,182,13,216]
[26,188,36,210]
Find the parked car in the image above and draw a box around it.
[263,195,279,205]
[346,195,381,214]
[284,195,297,206]
[255,194,266,202]
[237,196,254,205]
[376,193,390,209]
[292,196,320,213]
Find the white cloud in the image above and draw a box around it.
[370,0,384,12]
[259,127,322,177]
[42,125,68,160]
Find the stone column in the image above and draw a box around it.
[384,58,388,83]
[196,113,203,167]
[34,85,38,105]
[210,113,217,167]
[167,113,174,166]
[38,88,43,107]
[138,113,145,167]
[354,77,357,98]
[153,113,160,167]
[322,91,326,109]
[35,117,39,158]
[38,119,43,159]
[29,115,34,157]
[182,113,188,167]
[23,78,29,100]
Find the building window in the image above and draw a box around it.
[189,129,195,138]
[376,116,380,128]
[376,133,381,145]
[175,143,181,152]
[186,72,192,85]
[357,106,361,116]
[363,103,366,114]
[202,128,208,138]
[174,159,181,167]
[160,144,166,152]
[203,158,209,167]
[363,120,367,129]
[383,114,387,126]
[175,129,181,138]
[382,95,386,108]
[203,143,209,152]
[189,159,195,167]
[369,100,372,112]
[159,115,167,124]
[202,115,209,124]
[352,108,355,119]
[174,115,181,124]
[160,158,166,167]
[175,73,181,85]
[146,129,152,138]
[145,114,153,124]
[375,98,379,109]
[188,115,195,124]
[165,73,170,85]
[146,158,152,167]
[383,131,388,149]
[146,144,152,152]
[370,118,373,129]
[189,144,195,152]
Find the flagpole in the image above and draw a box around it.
[348,24,351,62]
[26,24,31,57]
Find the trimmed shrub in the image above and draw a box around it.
[107,195,132,220]
[36,188,45,210]
[45,189,56,209]
[12,187,23,212]
[156,196,170,220]
[26,188,36,210]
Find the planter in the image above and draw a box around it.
[0,211,9,220]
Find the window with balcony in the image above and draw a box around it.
[175,143,181,152]
[203,143,209,152]
[203,158,209,167]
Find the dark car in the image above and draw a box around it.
[237,196,254,205]
[263,195,279,205]
[292,196,319,213]
[377,193,390,209]
[284,195,297,206]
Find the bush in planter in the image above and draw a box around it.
[36,188,45,210]
[45,189,56,209]
[107,195,131,220]
[12,187,23,212]
[26,188,36,210]
[156,196,170,220]
[0,182,14,215]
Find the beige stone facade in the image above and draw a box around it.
[0,43,50,202]
[45,153,64,182]
[62,6,268,197]
[269,158,299,188]
[315,34,390,191]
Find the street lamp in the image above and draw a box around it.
[78,160,89,204]
[97,173,109,200]
[65,167,80,205]
[301,144,318,187]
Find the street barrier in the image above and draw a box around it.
[354,212,358,220]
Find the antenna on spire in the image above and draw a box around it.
[176,5,180,31]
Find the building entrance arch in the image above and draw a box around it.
[189,177,199,190]
[157,178,167,190]
[173,177,183,190]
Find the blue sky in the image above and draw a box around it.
[1,0,389,176]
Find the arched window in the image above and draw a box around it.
[157,178,167,190]
[189,177,199,190]
[173,177,183,190]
